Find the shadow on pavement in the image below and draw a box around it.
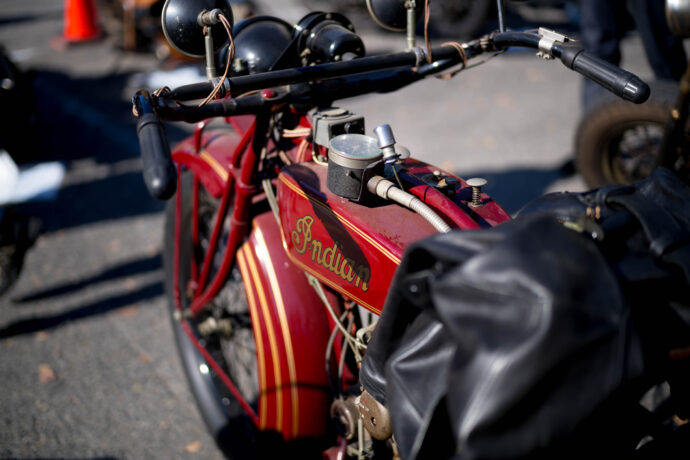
[0,10,63,28]
[0,280,163,338]
[13,254,161,303]
[20,167,165,232]
[12,69,191,231]
[33,70,154,164]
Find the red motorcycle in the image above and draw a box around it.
[132,0,649,457]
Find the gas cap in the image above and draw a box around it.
[327,134,383,201]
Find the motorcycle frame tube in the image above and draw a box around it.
[191,175,200,282]
[172,164,260,426]
[405,182,481,230]
[190,118,261,315]
[399,169,511,227]
[194,171,236,295]
[192,121,255,293]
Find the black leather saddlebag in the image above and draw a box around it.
[360,168,690,459]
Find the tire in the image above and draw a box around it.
[163,172,263,458]
[575,80,682,188]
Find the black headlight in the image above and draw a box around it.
[294,12,365,64]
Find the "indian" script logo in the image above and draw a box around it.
[291,215,370,291]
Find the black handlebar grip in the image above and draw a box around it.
[136,113,177,200]
[560,44,650,104]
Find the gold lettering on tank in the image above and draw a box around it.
[291,215,370,291]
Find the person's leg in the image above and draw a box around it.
[627,0,687,80]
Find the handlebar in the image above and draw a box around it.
[132,30,651,200]
[164,45,463,101]
[491,32,650,104]
[157,31,650,107]
[133,91,177,200]
[559,45,649,103]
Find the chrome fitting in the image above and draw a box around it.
[374,124,399,164]
[537,27,570,60]
[198,8,222,26]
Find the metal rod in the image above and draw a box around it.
[189,116,267,317]
[204,27,217,80]
[406,2,416,49]
[195,171,235,295]
[191,176,199,282]
[496,0,506,33]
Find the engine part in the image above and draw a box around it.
[330,397,360,440]
[356,390,392,441]
[327,134,383,201]
[312,107,365,148]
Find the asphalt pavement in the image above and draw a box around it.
[0,1,654,458]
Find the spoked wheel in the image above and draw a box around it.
[575,81,686,188]
[164,172,262,458]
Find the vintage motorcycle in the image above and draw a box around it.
[132,0,653,457]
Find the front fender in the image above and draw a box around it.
[237,211,333,440]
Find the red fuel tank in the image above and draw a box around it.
[277,159,510,314]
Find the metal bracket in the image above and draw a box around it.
[412,47,426,68]
[210,77,230,98]
[537,27,570,60]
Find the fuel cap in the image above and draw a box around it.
[328,134,382,169]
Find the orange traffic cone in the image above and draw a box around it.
[63,0,102,42]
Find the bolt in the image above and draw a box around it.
[466,177,487,207]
